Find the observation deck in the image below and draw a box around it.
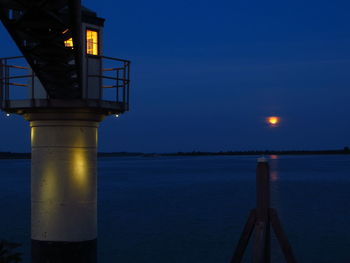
[0,55,130,115]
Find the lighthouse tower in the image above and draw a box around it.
[0,1,130,262]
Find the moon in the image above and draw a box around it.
[266,116,281,127]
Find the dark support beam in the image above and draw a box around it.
[270,208,297,263]
[0,0,83,99]
[230,209,256,263]
[68,0,83,96]
[0,7,39,88]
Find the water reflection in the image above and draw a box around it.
[270,154,279,160]
[4,156,350,262]
[270,171,279,182]
[269,155,279,182]
[269,155,281,209]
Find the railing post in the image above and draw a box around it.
[99,56,102,102]
[86,55,89,100]
[0,59,3,106]
[123,62,126,108]
[5,59,10,107]
[31,68,35,107]
[116,69,119,103]
[127,61,130,110]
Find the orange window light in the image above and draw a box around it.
[64,37,73,48]
[86,29,99,55]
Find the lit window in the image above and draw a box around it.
[86,29,99,55]
[64,37,73,48]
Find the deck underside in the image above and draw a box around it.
[2,99,127,115]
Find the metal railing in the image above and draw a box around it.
[0,56,33,107]
[86,55,130,110]
[0,55,130,111]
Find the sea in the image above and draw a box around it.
[1,155,350,263]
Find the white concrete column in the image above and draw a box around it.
[24,110,105,243]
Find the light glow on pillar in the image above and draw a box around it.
[71,149,97,208]
[39,160,59,201]
[74,152,87,180]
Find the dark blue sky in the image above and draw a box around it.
[1,0,350,152]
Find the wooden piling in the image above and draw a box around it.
[230,158,297,263]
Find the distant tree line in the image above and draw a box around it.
[1,147,350,159]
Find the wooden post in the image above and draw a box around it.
[256,158,270,222]
[253,158,270,263]
[252,221,267,263]
[230,158,297,263]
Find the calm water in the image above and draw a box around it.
[1,155,350,262]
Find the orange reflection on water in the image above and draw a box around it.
[270,171,279,182]
[270,154,278,160]
[270,155,279,181]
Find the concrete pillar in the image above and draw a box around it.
[23,110,105,263]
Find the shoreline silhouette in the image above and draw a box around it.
[1,147,350,159]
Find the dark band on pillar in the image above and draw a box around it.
[31,239,97,263]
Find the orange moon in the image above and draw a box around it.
[266,116,281,127]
